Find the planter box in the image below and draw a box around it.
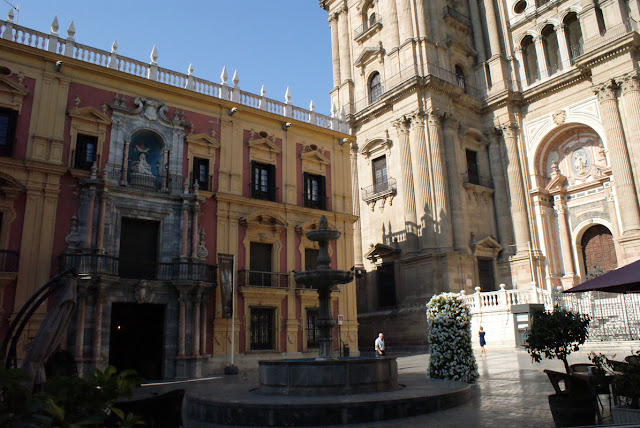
[612,406,640,424]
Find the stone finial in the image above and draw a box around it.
[331,102,337,117]
[73,96,81,108]
[50,16,59,34]
[220,66,228,85]
[111,40,118,53]
[285,86,291,104]
[7,8,14,22]
[90,161,98,179]
[67,21,75,40]
[188,63,194,76]
[260,84,266,97]
[474,286,481,293]
[499,283,506,290]
[232,70,240,87]
[193,179,199,193]
[309,100,315,111]
[184,178,189,194]
[150,45,158,65]
[339,105,346,120]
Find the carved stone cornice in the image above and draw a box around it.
[618,71,640,95]
[593,80,618,102]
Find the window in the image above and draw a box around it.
[368,72,382,104]
[514,0,527,14]
[466,150,480,185]
[306,309,319,348]
[249,242,273,286]
[303,173,326,210]
[250,307,275,350]
[564,13,583,60]
[541,25,561,76]
[368,12,376,28]
[0,108,17,157]
[305,248,319,271]
[73,134,98,170]
[372,155,388,193]
[193,157,210,191]
[251,161,276,201]
[521,35,539,85]
[478,258,496,291]
[455,66,466,92]
[119,218,159,279]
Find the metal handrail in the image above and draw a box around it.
[238,270,289,288]
[361,177,397,201]
[443,6,472,27]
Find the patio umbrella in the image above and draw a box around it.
[563,259,640,293]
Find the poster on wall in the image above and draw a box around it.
[218,253,234,319]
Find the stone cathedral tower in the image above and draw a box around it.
[320,0,640,347]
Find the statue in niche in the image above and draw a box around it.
[572,148,589,175]
[131,143,153,175]
[550,160,560,177]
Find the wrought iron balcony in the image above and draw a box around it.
[353,16,383,40]
[443,6,472,28]
[238,270,289,288]
[0,250,19,272]
[362,178,397,202]
[60,252,217,282]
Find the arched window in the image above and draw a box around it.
[564,13,583,60]
[455,65,466,92]
[368,72,382,104]
[369,12,376,28]
[363,2,375,30]
[541,24,561,75]
[521,35,539,85]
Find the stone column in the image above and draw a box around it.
[336,5,352,83]
[178,292,187,357]
[594,81,640,232]
[482,0,502,57]
[328,13,341,87]
[554,202,575,277]
[387,0,401,48]
[120,138,129,185]
[193,293,201,356]
[191,202,200,258]
[556,24,570,68]
[468,0,487,62]
[414,0,431,40]
[618,72,640,198]
[513,48,528,87]
[395,0,414,44]
[501,122,531,251]
[96,189,108,250]
[393,117,419,250]
[75,288,86,360]
[487,132,514,251]
[92,287,105,362]
[427,109,453,250]
[534,37,549,79]
[410,111,434,248]
[350,144,364,267]
[181,201,189,258]
[84,188,95,248]
[200,297,207,355]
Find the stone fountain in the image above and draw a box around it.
[257,215,398,395]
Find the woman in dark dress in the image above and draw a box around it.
[479,326,486,356]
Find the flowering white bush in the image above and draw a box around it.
[426,292,478,383]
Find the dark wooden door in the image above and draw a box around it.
[581,225,617,278]
[250,242,272,286]
[376,262,396,308]
[478,258,496,291]
[119,218,159,279]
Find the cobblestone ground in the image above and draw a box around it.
[338,343,638,428]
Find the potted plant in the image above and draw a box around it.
[595,350,640,424]
[525,306,592,427]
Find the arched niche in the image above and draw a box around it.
[127,128,166,180]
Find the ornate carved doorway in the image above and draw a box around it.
[581,224,617,279]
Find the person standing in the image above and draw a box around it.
[375,333,385,357]
[479,326,486,356]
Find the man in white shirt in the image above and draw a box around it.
[375,333,385,357]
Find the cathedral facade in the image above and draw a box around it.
[320,0,640,347]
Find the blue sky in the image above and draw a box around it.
[6,0,335,114]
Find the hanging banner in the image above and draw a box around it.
[218,253,234,319]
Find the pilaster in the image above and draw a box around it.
[392,116,419,250]
[427,109,452,250]
[618,71,640,198]
[409,111,434,249]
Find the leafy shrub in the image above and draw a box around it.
[426,292,478,383]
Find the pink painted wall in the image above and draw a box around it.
[10,76,35,161]
[50,172,82,276]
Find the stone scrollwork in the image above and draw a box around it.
[552,110,566,125]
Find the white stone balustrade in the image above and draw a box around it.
[0,13,347,133]
[460,283,553,314]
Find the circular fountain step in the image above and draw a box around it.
[258,357,398,395]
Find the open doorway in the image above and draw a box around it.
[109,303,165,380]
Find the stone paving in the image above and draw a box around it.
[137,342,639,427]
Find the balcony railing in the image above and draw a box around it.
[238,270,289,288]
[249,182,277,201]
[581,19,638,56]
[362,177,397,201]
[443,6,472,28]
[463,173,494,189]
[353,17,382,39]
[0,250,19,272]
[60,252,217,282]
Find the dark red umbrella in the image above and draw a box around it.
[563,259,640,293]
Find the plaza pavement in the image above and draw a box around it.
[139,342,640,427]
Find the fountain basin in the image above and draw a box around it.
[257,357,398,395]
